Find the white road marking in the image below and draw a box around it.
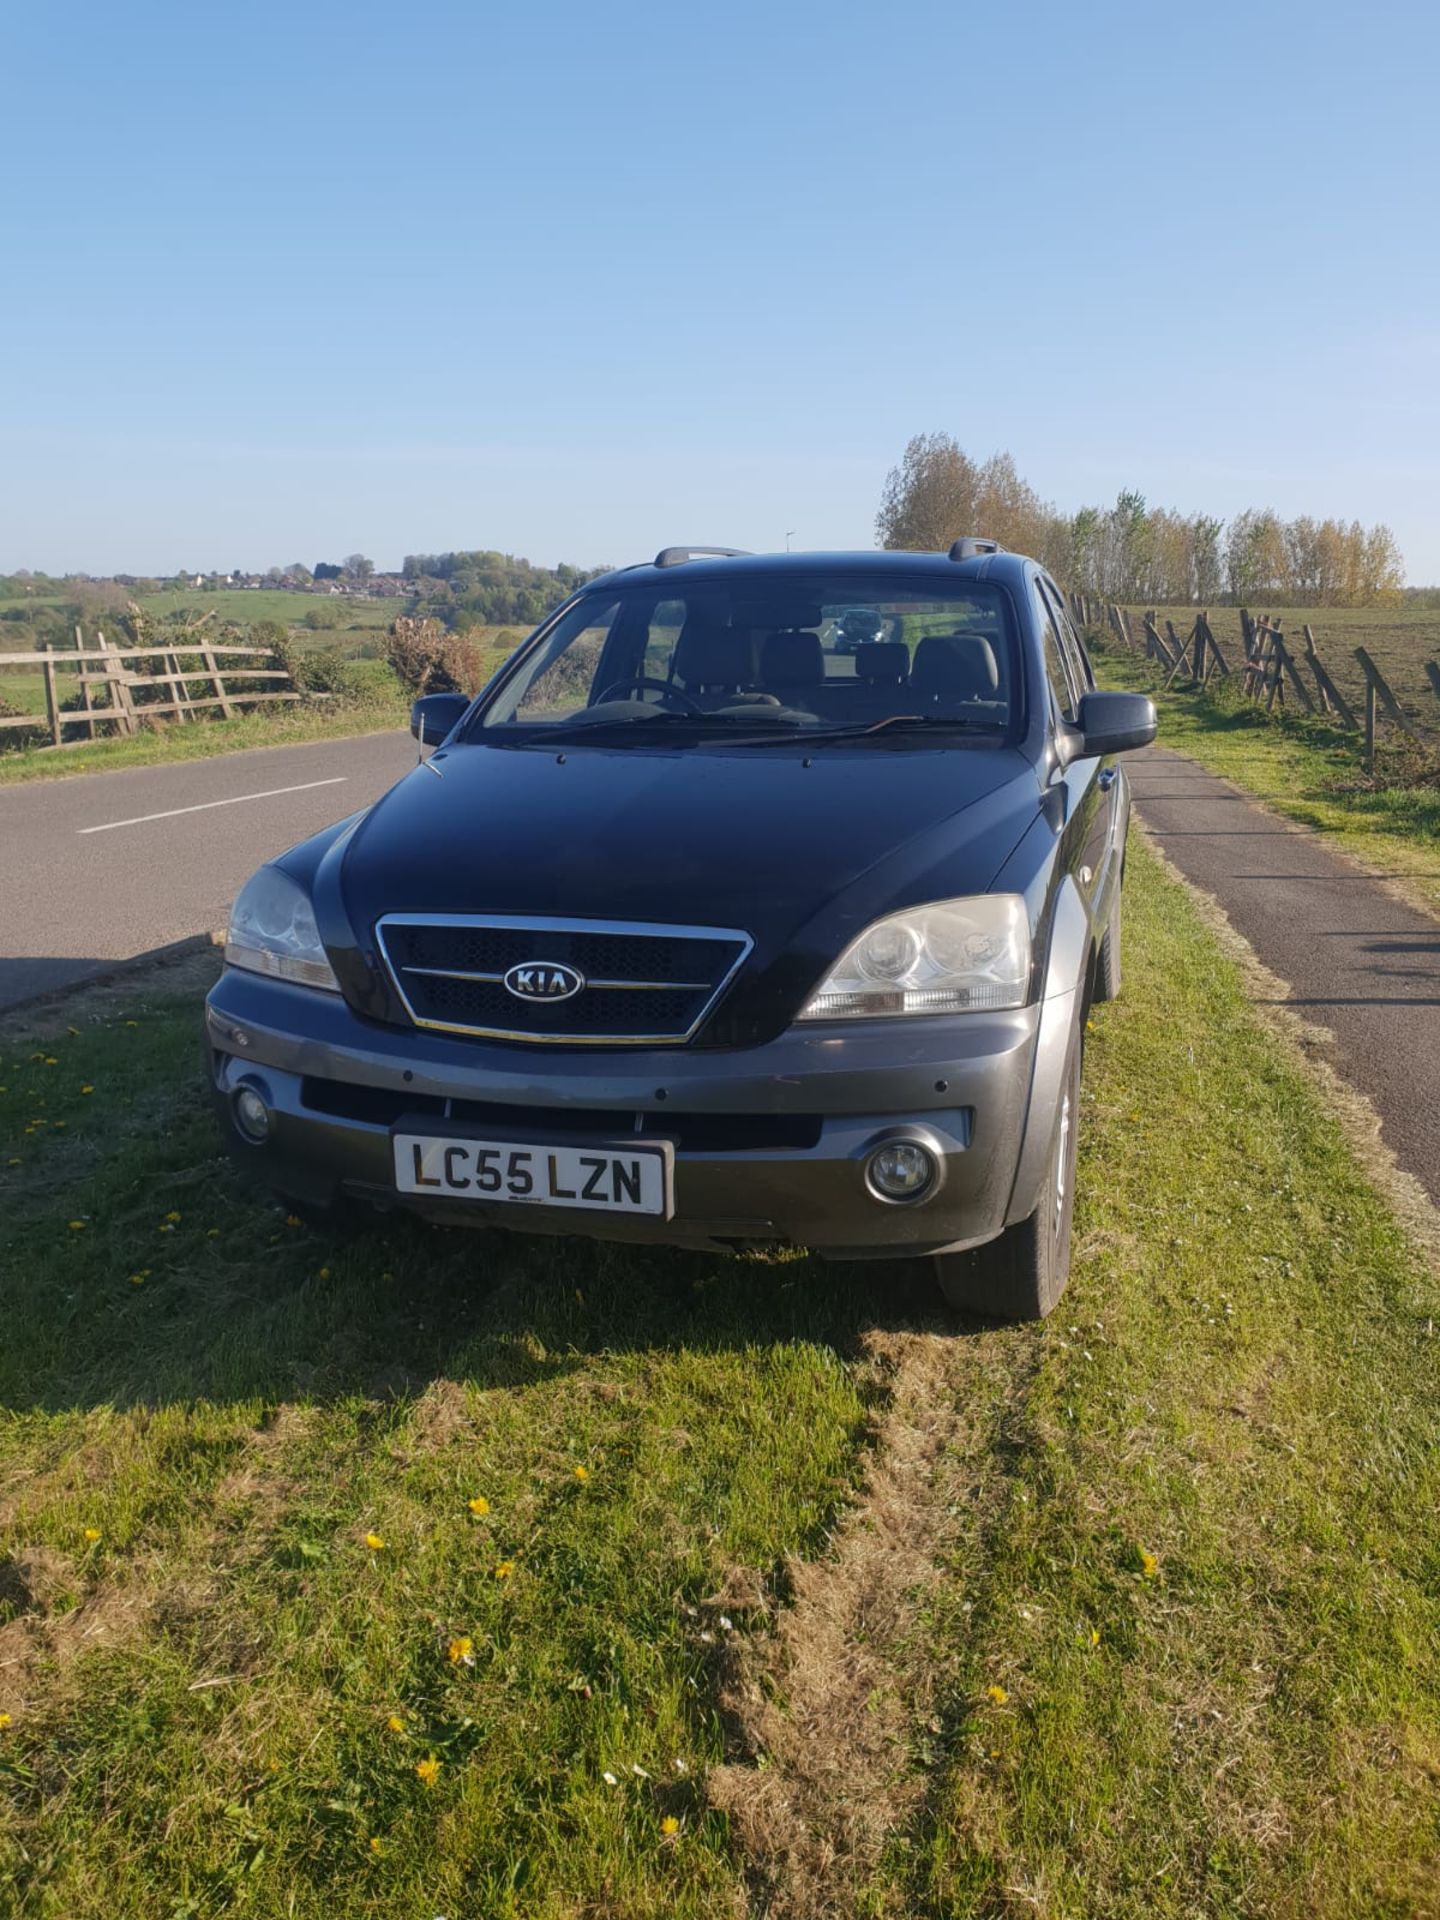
[77,776,348,835]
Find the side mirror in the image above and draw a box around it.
[1070,690,1157,758]
[410,692,470,748]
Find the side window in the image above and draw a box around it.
[1032,581,1079,723]
[1042,578,1094,696]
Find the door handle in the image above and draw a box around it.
[1097,767,1118,790]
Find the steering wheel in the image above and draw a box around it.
[594,675,705,715]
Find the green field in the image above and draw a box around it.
[1,842,1437,1917]
[133,589,396,627]
[1124,603,1440,736]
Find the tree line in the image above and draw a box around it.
[399,551,606,628]
[876,433,1406,606]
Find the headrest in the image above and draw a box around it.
[911,632,1000,700]
[760,629,824,687]
[855,641,909,684]
[673,621,755,688]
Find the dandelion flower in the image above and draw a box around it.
[415,1756,440,1786]
[165,1210,181,1223]
[1139,1548,1159,1579]
[319,1267,332,1280]
[44,1056,57,1066]
[6,1159,18,1168]
[83,1527,101,1543]
[447,1636,474,1665]
[206,1228,220,1238]
[661,1815,680,1836]
[129,1271,148,1286]
[125,1020,138,1028]
[0,1713,12,1729]
[494,1560,515,1580]
[467,1496,490,1517]
[68,1220,86,1231]
[387,1715,406,1732]
[365,1532,385,1551]
[985,1684,1008,1705]
[369,1835,382,1854]
[572,1464,589,1483]
[52,1121,66,1130]
[81,1085,93,1095]
[285,1214,303,1228]
[1089,1628,1101,1647]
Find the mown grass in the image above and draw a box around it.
[1095,640,1440,918]
[1,843,1437,1916]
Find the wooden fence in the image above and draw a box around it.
[1071,595,1440,772]
[0,628,299,750]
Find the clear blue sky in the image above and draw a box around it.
[4,0,1439,580]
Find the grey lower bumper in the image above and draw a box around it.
[204,969,1053,1259]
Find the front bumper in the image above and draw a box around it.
[204,968,1052,1259]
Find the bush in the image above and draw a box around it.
[302,604,343,631]
[0,694,47,753]
[386,617,484,697]
[290,646,370,702]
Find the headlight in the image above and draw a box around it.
[798,895,1030,1020]
[225,866,341,992]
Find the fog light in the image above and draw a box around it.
[866,1139,938,1203]
[233,1084,272,1144]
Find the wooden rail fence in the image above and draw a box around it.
[1071,594,1440,772]
[0,628,299,750]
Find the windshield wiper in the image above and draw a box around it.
[718,713,1006,747]
[484,711,1004,749]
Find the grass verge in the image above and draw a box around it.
[1095,641,1440,918]
[0,842,1437,1916]
[0,681,410,787]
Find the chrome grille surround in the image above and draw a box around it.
[375,913,754,1045]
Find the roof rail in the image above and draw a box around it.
[653,545,751,569]
[948,536,1003,561]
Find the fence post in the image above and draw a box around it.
[1424,659,1440,709]
[202,645,234,719]
[41,640,61,746]
[1365,679,1376,771]
[1302,626,1359,731]
[98,628,138,735]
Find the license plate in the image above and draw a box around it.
[393,1132,672,1217]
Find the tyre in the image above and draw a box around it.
[1092,880,1122,1002]
[933,1033,1081,1322]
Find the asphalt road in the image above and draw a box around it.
[1129,744,1440,1208]
[0,731,417,1009]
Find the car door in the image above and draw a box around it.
[1031,575,1106,933]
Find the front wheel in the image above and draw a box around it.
[1093,879,1122,1003]
[934,1033,1081,1322]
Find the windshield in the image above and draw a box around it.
[468,574,1019,744]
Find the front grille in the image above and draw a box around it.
[299,1076,822,1152]
[375,915,752,1045]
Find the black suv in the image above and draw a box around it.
[207,543,1155,1320]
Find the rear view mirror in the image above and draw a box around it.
[410,693,470,747]
[1073,690,1157,758]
